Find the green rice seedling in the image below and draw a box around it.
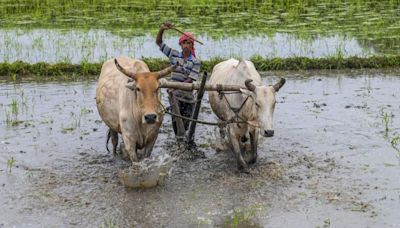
[380,108,391,138]
[391,134,400,154]
[323,218,331,228]
[11,98,18,117]
[99,218,117,228]
[7,156,16,173]
[26,171,33,178]
[80,107,92,115]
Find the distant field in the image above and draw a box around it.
[0,0,399,63]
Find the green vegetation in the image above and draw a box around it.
[99,218,117,228]
[7,156,16,173]
[380,108,400,156]
[224,203,265,228]
[1,55,400,79]
[11,98,18,117]
[80,107,92,115]
[0,1,399,68]
[0,1,399,55]
[391,134,400,154]
[380,108,392,138]
[4,98,23,126]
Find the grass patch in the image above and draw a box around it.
[1,55,400,79]
[99,218,117,228]
[224,203,266,228]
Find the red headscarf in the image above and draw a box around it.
[179,32,196,58]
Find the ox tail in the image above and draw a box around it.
[106,129,111,153]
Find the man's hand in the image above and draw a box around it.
[160,22,173,30]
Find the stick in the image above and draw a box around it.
[172,27,204,45]
[186,72,208,145]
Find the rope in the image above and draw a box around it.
[160,89,260,128]
[161,105,259,128]
[163,108,225,126]
[173,95,198,104]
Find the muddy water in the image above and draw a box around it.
[0,69,399,227]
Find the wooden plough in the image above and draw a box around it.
[161,72,255,147]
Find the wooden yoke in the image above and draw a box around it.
[158,78,247,92]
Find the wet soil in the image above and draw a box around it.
[1,69,399,227]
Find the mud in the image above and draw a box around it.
[0,69,399,227]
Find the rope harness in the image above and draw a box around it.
[160,89,259,128]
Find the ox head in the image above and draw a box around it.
[241,78,285,137]
[114,58,173,124]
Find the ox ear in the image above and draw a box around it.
[273,78,286,92]
[114,58,137,79]
[157,65,176,79]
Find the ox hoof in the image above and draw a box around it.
[119,146,130,161]
[247,155,257,164]
[237,161,249,173]
[243,150,257,165]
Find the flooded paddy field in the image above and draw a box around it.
[1,1,400,63]
[1,69,399,227]
[0,29,372,63]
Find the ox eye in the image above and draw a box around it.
[136,87,141,92]
[255,102,261,108]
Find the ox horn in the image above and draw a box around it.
[157,65,176,79]
[273,78,286,92]
[245,79,256,92]
[114,58,136,79]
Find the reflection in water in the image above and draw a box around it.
[0,29,371,63]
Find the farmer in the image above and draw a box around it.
[156,22,201,135]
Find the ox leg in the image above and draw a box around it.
[228,127,248,171]
[144,135,157,158]
[119,113,138,163]
[248,128,259,164]
[124,138,137,163]
[110,130,119,155]
[120,131,138,163]
[219,124,226,139]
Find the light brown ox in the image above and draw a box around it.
[96,56,173,163]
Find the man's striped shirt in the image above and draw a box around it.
[160,42,201,82]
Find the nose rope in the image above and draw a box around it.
[219,91,260,128]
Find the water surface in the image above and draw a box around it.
[0,69,399,227]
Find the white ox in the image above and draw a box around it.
[96,56,173,163]
[208,58,285,170]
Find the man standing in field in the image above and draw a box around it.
[156,22,201,136]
